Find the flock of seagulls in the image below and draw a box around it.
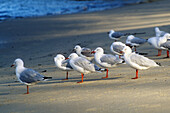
[11,27,170,94]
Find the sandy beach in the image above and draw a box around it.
[1,0,170,112]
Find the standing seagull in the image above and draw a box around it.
[108,29,145,41]
[148,27,167,56]
[11,58,52,94]
[110,42,126,56]
[147,36,162,56]
[73,45,94,61]
[121,46,160,79]
[68,53,106,83]
[157,33,170,58]
[54,54,73,80]
[126,35,147,51]
[92,47,124,79]
[108,30,127,41]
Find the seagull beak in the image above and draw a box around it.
[11,64,14,67]
[91,51,96,54]
[65,58,69,60]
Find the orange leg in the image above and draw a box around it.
[62,71,69,80]
[135,47,136,52]
[166,50,169,58]
[132,69,138,79]
[77,73,84,83]
[24,85,29,94]
[157,50,162,56]
[102,69,108,79]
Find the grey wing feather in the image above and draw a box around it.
[62,59,73,69]
[161,41,170,49]
[81,48,93,57]
[112,32,125,38]
[113,45,124,53]
[20,68,44,83]
[131,37,147,44]
[74,58,95,71]
[100,54,117,65]
[130,53,156,67]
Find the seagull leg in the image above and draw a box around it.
[132,69,138,79]
[157,50,162,56]
[24,85,29,94]
[166,50,169,58]
[77,73,84,83]
[62,71,69,80]
[102,69,108,79]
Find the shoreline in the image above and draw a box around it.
[1,0,170,112]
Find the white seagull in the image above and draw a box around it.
[54,54,73,80]
[108,30,127,41]
[108,29,145,41]
[73,45,94,61]
[126,35,147,51]
[110,41,126,56]
[68,53,106,83]
[147,27,167,56]
[121,46,160,79]
[11,58,52,94]
[92,47,124,79]
[157,33,170,58]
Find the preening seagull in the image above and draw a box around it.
[110,41,126,56]
[54,54,73,80]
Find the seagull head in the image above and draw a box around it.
[93,47,104,54]
[126,35,135,44]
[107,29,115,34]
[11,58,24,67]
[68,53,79,60]
[155,27,160,33]
[73,45,82,53]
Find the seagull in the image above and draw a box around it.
[54,54,73,80]
[68,53,106,83]
[121,46,160,79]
[92,47,124,79]
[73,45,94,61]
[126,35,147,51]
[108,30,127,41]
[157,33,170,58]
[155,27,166,37]
[11,58,52,94]
[147,36,162,56]
[110,41,126,56]
[108,29,145,41]
[148,27,167,56]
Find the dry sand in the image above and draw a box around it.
[1,0,170,113]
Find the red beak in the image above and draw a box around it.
[65,58,69,60]
[91,51,96,54]
[11,64,14,67]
